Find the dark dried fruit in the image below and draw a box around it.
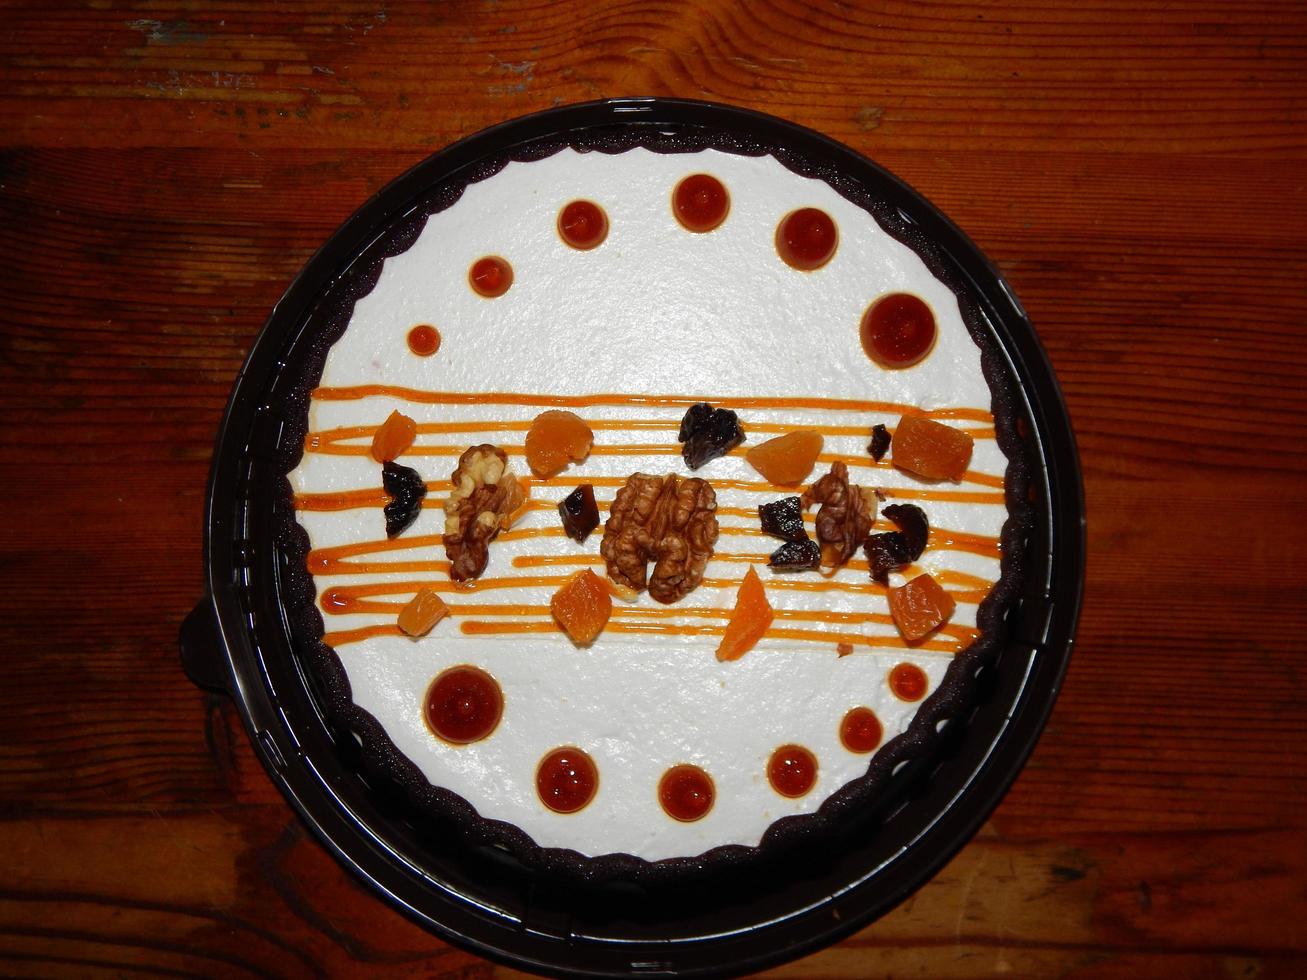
[678,401,714,442]
[678,401,745,470]
[883,504,928,557]
[758,496,807,543]
[868,424,891,462]
[769,538,821,571]
[558,484,600,543]
[383,461,427,538]
[864,503,929,583]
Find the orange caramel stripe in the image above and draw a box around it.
[305,418,996,451]
[323,618,973,652]
[457,619,970,653]
[310,385,995,422]
[305,438,1005,489]
[305,521,998,564]
[292,481,1005,512]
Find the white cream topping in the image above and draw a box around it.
[289,148,1010,861]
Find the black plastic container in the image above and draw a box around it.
[181,98,1084,978]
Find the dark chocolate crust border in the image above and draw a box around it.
[267,124,1034,884]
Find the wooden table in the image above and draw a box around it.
[3,2,1304,976]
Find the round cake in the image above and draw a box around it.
[284,140,1025,868]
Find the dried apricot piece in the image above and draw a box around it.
[551,568,613,646]
[397,588,449,637]
[370,410,418,463]
[716,566,774,662]
[525,410,593,478]
[887,572,956,643]
[891,414,974,482]
[745,430,823,486]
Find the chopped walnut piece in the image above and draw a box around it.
[801,461,877,570]
[442,444,527,582]
[600,472,719,604]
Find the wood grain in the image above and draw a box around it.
[3,0,1306,976]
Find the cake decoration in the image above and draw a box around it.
[405,323,440,357]
[659,765,715,822]
[468,255,513,298]
[767,744,818,799]
[557,199,608,250]
[672,173,730,233]
[861,292,938,368]
[775,207,838,270]
[286,144,1026,865]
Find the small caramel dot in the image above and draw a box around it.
[888,662,929,702]
[469,255,513,298]
[407,324,441,357]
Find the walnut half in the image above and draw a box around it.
[600,473,719,604]
[442,445,526,581]
[801,461,877,570]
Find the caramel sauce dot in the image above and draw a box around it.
[423,665,503,744]
[861,292,937,368]
[469,256,513,298]
[407,324,441,357]
[889,662,929,702]
[536,746,599,814]
[673,173,730,232]
[776,207,838,270]
[658,764,715,822]
[767,744,818,798]
[557,200,608,250]
[839,706,883,753]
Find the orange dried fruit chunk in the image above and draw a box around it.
[887,572,956,643]
[525,410,593,478]
[891,414,974,481]
[551,568,613,645]
[370,410,418,463]
[716,566,774,662]
[397,588,449,637]
[745,430,824,486]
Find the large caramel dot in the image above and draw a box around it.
[658,764,715,822]
[469,255,513,298]
[673,173,730,232]
[839,706,883,753]
[861,292,937,368]
[776,207,838,270]
[557,200,609,250]
[536,746,599,814]
[767,744,818,798]
[423,665,503,744]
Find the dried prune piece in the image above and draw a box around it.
[558,484,600,543]
[382,461,427,538]
[864,503,929,583]
[769,538,821,572]
[758,496,807,542]
[678,401,744,469]
[868,423,891,462]
[883,503,928,557]
[678,401,714,442]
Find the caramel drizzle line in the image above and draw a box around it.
[321,620,971,654]
[309,385,995,423]
[302,440,1004,489]
[306,525,1000,576]
[498,524,1002,559]
[305,419,996,453]
[293,480,1006,512]
[319,596,975,640]
[318,571,993,612]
